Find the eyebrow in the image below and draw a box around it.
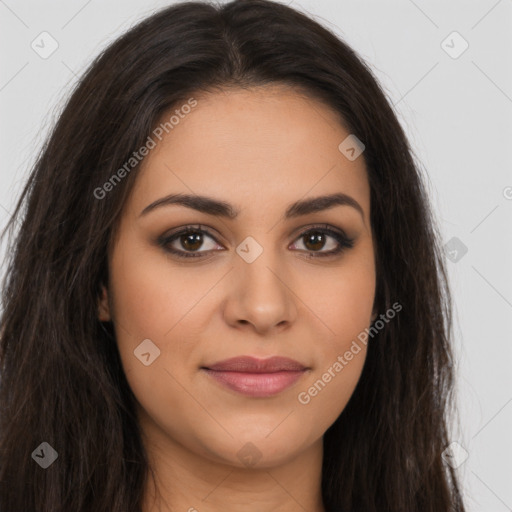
[139,192,365,221]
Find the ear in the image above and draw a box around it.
[370,309,378,323]
[98,284,111,322]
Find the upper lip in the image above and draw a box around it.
[203,356,307,373]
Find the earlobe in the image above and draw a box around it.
[98,285,111,322]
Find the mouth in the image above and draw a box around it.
[201,356,309,398]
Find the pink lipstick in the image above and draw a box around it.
[202,356,308,398]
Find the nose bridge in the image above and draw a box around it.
[225,234,297,331]
[237,236,287,300]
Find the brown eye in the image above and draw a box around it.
[303,231,328,251]
[159,225,223,258]
[179,231,204,251]
[290,225,355,258]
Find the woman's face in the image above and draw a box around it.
[99,86,376,469]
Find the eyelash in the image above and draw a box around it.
[158,224,355,260]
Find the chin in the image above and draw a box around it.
[199,428,315,470]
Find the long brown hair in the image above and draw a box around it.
[0,1,465,510]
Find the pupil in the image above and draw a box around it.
[305,232,324,251]
[182,232,202,251]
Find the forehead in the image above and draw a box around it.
[129,86,370,224]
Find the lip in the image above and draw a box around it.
[201,356,309,398]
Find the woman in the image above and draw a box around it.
[0,0,466,510]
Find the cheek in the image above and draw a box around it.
[290,290,371,433]
[296,249,376,348]
[294,344,367,436]
[107,240,214,388]
[291,254,375,423]
[109,240,212,340]
[107,245,213,445]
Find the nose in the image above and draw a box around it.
[222,251,298,336]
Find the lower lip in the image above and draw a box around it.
[202,369,307,397]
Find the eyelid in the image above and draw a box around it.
[159,223,224,245]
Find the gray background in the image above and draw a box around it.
[1,1,511,510]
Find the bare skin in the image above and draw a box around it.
[98,85,377,512]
